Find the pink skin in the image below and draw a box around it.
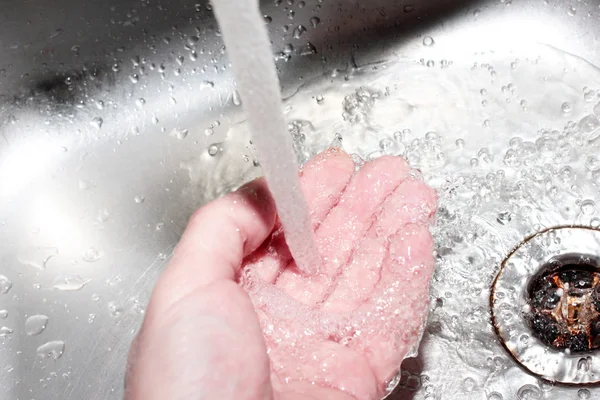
[124,148,437,400]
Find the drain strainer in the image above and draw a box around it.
[491,226,600,384]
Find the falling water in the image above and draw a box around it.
[211,0,320,273]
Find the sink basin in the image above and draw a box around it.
[2,0,600,398]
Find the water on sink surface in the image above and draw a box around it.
[192,43,600,399]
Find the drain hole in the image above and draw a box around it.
[527,253,600,353]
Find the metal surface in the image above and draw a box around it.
[1,0,600,399]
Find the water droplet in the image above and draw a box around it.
[316,94,324,104]
[170,128,189,140]
[186,35,199,47]
[567,6,576,16]
[37,340,65,360]
[82,247,101,263]
[516,384,541,400]
[293,25,307,39]
[488,393,503,400]
[90,117,103,129]
[456,139,465,148]
[0,275,12,294]
[135,98,146,108]
[25,315,49,336]
[426,60,435,67]
[88,313,96,324]
[0,310,7,319]
[561,102,572,113]
[497,211,512,225]
[91,293,100,301]
[0,326,13,337]
[310,16,320,28]
[208,143,221,156]
[422,36,434,46]
[97,208,110,222]
[108,301,123,317]
[575,388,591,399]
[134,195,145,204]
[130,74,139,84]
[18,247,59,270]
[403,4,414,12]
[53,275,90,291]
[201,80,214,88]
[581,200,596,215]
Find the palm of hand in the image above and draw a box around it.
[125,148,436,400]
[241,149,437,400]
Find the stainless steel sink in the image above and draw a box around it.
[2,0,600,399]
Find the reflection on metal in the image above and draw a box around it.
[492,226,600,384]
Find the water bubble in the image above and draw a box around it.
[584,89,597,102]
[538,379,554,392]
[579,114,600,139]
[559,166,575,183]
[516,384,541,400]
[90,117,103,129]
[0,275,12,294]
[108,301,123,317]
[82,247,101,262]
[37,340,65,360]
[309,16,320,28]
[134,195,145,204]
[581,199,595,215]
[585,155,600,171]
[561,102,572,113]
[488,393,503,400]
[578,389,591,399]
[25,315,49,336]
[53,275,90,291]
[208,143,221,156]
[422,36,435,46]
[462,377,476,392]
[0,310,7,319]
[591,217,600,228]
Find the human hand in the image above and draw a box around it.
[124,148,437,400]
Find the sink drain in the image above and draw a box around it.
[491,226,600,384]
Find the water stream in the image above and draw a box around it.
[211,0,320,274]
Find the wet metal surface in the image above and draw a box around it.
[3,0,600,399]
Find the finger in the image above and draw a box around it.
[151,177,277,312]
[322,178,437,311]
[352,223,435,383]
[276,155,410,305]
[247,147,355,284]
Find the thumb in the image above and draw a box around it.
[125,177,277,400]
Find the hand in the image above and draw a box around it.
[124,148,436,400]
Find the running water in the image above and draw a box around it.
[211,0,320,274]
